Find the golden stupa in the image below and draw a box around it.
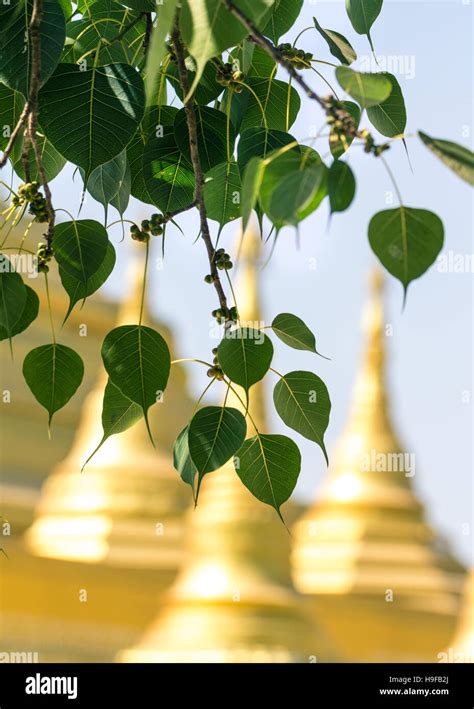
[441,569,473,663]
[120,227,334,663]
[292,270,465,661]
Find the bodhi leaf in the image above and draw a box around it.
[101,324,171,444]
[241,156,266,231]
[345,0,383,53]
[54,220,109,286]
[0,285,39,342]
[82,379,143,470]
[167,60,224,106]
[330,101,360,159]
[173,426,197,495]
[418,132,474,186]
[59,241,116,322]
[271,313,327,357]
[367,73,406,138]
[38,63,145,182]
[239,78,301,132]
[267,164,327,227]
[368,207,444,299]
[263,0,303,43]
[143,132,195,213]
[237,127,298,174]
[0,258,28,341]
[203,161,242,231]
[313,17,357,65]
[174,106,234,173]
[0,0,66,97]
[188,406,247,499]
[234,433,301,521]
[145,0,178,102]
[80,151,128,220]
[273,371,331,464]
[328,160,356,214]
[335,67,391,108]
[110,159,131,216]
[217,327,274,395]
[23,344,84,427]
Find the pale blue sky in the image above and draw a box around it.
[48,1,473,565]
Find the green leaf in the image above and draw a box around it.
[263,0,303,43]
[367,73,406,137]
[267,164,327,226]
[38,63,145,181]
[418,132,474,186]
[167,60,224,106]
[345,0,383,53]
[174,106,234,173]
[0,285,39,342]
[273,371,331,464]
[23,343,84,426]
[271,313,325,355]
[101,324,171,443]
[237,127,298,173]
[142,132,195,213]
[328,160,356,213]
[330,101,360,159]
[145,0,178,102]
[241,156,266,231]
[82,378,143,470]
[239,78,301,132]
[59,241,116,322]
[110,159,131,216]
[234,433,301,520]
[0,256,27,341]
[203,161,241,230]
[313,17,357,65]
[80,151,127,220]
[217,327,274,395]
[54,220,109,286]
[188,406,247,497]
[12,130,66,183]
[335,67,391,108]
[0,0,66,97]
[0,83,24,151]
[173,425,197,494]
[368,207,444,298]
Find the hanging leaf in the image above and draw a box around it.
[345,0,383,53]
[0,257,27,341]
[173,425,197,494]
[101,324,171,443]
[59,241,116,322]
[12,131,66,183]
[271,313,325,356]
[330,101,360,159]
[239,78,301,132]
[80,150,127,220]
[53,220,109,286]
[234,433,301,520]
[174,106,234,173]
[110,159,131,216]
[328,160,356,213]
[0,82,23,151]
[237,127,298,173]
[241,156,266,231]
[418,132,474,186]
[0,285,39,342]
[313,17,357,65]
[367,73,406,138]
[273,371,331,464]
[368,207,444,298]
[217,327,274,395]
[145,0,178,102]
[335,67,391,108]
[143,132,195,213]
[23,343,84,426]
[263,0,303,43]
[38,63,145,181]
[203,161,242,229]
[188,406,247,498]
[0,0,66,97]
[82,378,143,470]
[167,60,224,106]
[267,164,327,226]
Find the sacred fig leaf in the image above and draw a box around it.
[237,127,298,174]
[23,344,84,427]
[263,0,304,43]
[11,130,66,183]
[418,132,474,186]
[335,67,391,108]
[203,161,242,231]
[239,78,301,132]
[368,207,444,299]
[144,0,178,101]
[142,133,195,213]
[267,164,327,227]
[59,241,116,323]
[345,0,383,53]
[217,327,274,395]
[174,106,234,173]
[0,285,39,342]
[82,378,143,471]
[188,406,247,499]
[80,151,128,221]
[101,324,171,444]
[241,156,266,231]
[367,73,406,138]
[313,17,357,65]
[173,425,197,495]
[273,371,331,464]
[330,101,360,159]
[328,160,356,214]
[0,256,28,341]
[234,433,301,521]
[38,63,145,181]
[53,220,109,286]
[0,0,66,97]
[271,313,327,357]
[110,159,131,217]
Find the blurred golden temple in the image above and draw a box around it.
[0,224,470,663]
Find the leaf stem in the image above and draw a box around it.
[44,272,56,345]
[139,238,149,326]
[380,155,404,206]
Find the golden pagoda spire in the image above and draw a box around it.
[120,225,334,663]
[291,268,465,661]
[25,253,194,570]
[442,569,473,662]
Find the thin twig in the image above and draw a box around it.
[0,105,30,168]
[143,12,152,55]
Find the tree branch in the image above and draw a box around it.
[171,24,229,317]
